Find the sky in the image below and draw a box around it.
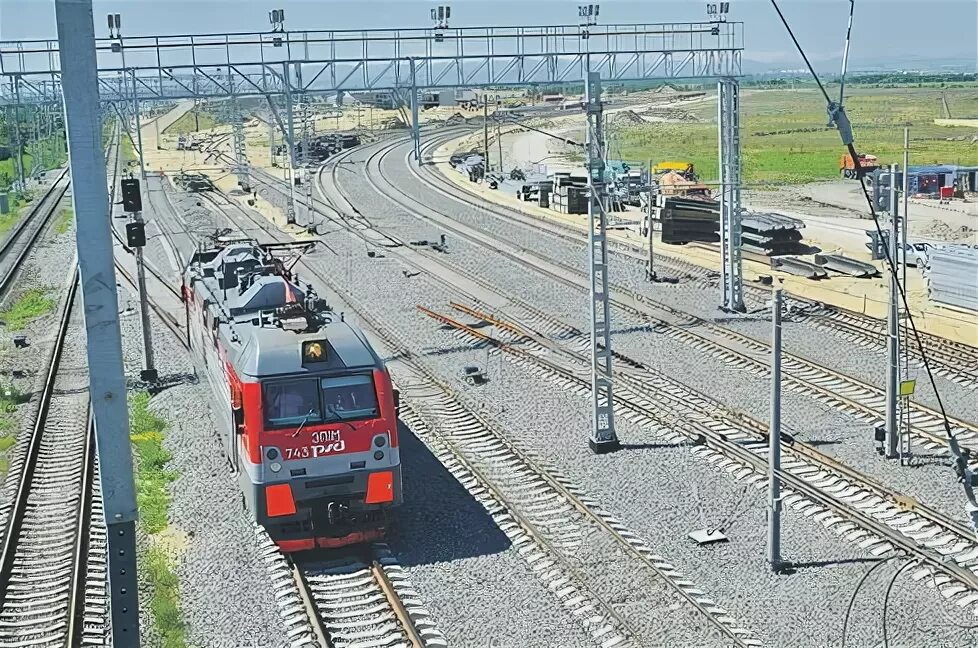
[0,0,976,71]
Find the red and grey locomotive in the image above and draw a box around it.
[182,240,402,551]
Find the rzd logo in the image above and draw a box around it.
[312,440,346,456]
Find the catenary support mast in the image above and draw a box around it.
[55,0,141,643]
[585,69,618,454]
[718,78,745,312]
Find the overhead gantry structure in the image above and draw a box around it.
[1,15,745,475]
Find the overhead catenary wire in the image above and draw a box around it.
[769,0,978,538]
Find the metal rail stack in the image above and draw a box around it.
[651,195,720,244]
[740,212,812,256]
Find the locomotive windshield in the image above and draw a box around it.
[263,374,379,428]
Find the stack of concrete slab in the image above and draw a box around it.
[741,212,813,256]
[814,254,880,278]
[550,172,589,214]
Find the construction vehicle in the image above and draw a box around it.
[657,171,712,200]
[652,160,693,175]
[652,160,696,177]
[840,152,879,179]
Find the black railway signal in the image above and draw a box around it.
[121,178,142,213]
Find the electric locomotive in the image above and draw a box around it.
[182,240,402,551]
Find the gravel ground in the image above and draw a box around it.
[153,178,599,647]
[306,136,978,645]
[380,136,978,426]
[390,423,594,647]
[329,264,978,646]
[120,212,290,647]
[324,136,978,527]
[0,205,78,531]
[291,225,759,644]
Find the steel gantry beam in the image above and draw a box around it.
[718,77,745,312]
[0,22,743,105]
[7,16,746,457]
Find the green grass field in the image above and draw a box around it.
[129,391,186,647]
[54,205,73,235]
[0,137,67,192]
[612,87,978,186]
[163,110,221,135]
[0,287,56,330]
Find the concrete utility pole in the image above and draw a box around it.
[886,164,900,459]
[585,69,618,454]
[55,0,140,644]
[768,287,783,571]
[901,128,911,461]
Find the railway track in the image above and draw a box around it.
[413,131,978,388]
[201,131,978,635]
[234,138,973,557]
[0,120,124,646]
[294,545,441,648]
[0,169,71,297]
[346,137,978,459]
[198,185,758,647]
[142,168,451,648]
[0,267,98,646]
[294,139,978,616]
[416,301,978,612]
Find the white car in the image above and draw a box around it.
[897,242,930,268]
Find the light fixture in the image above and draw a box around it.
[106,13,121,38]
[269,8,286,33]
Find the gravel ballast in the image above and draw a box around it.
[118,221,291,647]
[304,136,978,645]
[320,137,978,529]
[149,177,597,647]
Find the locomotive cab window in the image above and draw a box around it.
[263,379,322,427]
[321,374,378,422]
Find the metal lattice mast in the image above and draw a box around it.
[227,70,250,192]
[585,70,618,454]
[231,107,249,190]
[409,58,421,165]
[301,101,313,222]
[718,78,745,312]
[283,62,297,225]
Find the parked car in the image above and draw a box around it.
[898,242,930,268]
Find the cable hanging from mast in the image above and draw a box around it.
[768,0,978,538]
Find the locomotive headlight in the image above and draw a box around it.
[373,435,387,448]
[270,462,282,473]
[266,448,279,461]
[373,450,385,461]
